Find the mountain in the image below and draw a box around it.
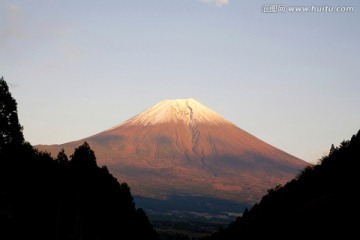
[204,130,360,239]
[37,99,307,213]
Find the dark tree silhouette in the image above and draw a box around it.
[56,148,68,164]
[204,130,360,239]
[0,76,24,152]
[0,77,159,240]
[70,142,97,168]
[329,143,336,155]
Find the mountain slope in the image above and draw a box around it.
[205,130,360,239]
[37,99,307,205]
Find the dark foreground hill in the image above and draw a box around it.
[0,77,158,240]
[204,130,360,239]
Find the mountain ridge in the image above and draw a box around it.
[37,98,308,205]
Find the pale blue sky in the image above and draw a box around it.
[1,0,359,163]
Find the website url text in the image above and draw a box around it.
[261,5,354,13]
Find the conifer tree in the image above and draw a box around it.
[56,148,69,164]
[0,77,24,152]
[71,142,97,168]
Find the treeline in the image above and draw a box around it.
[204,129,360,239]
[0,77,159,240]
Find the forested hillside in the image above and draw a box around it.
[205,129,360,239]
[0,77,159,240]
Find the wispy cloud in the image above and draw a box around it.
[0,4,29,45]
[199,0,230,7]
[0,3,83,69]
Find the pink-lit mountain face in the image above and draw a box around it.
[38,99,308,204]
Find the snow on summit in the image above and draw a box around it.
[122,98,229,126]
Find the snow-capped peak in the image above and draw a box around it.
[121,98,229,126]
